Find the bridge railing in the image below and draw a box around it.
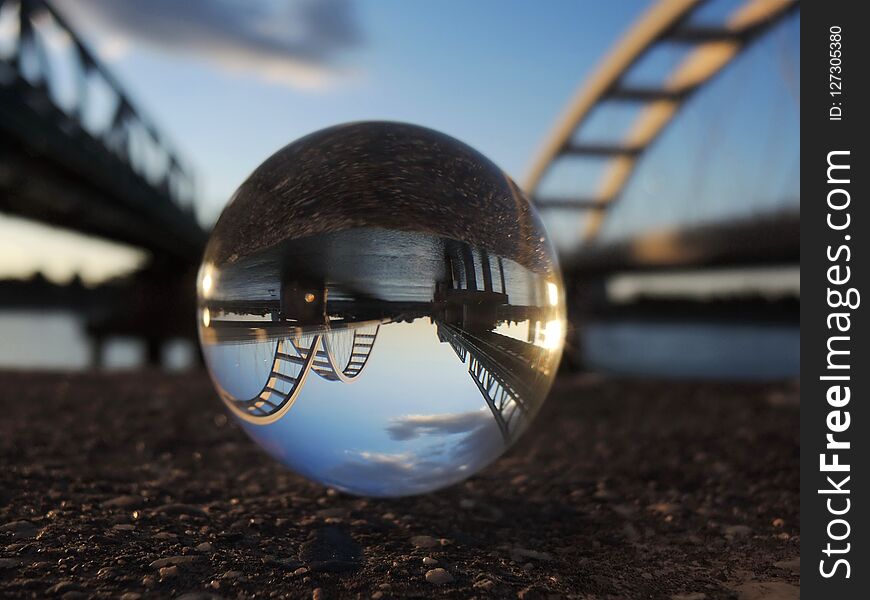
[0,0,195,208]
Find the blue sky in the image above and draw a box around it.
[64,0,645,223]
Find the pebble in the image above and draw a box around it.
[0,558,22,569]
[119,593,143,600]
[422,557,438,565]
[511,547,553,562]
[46,580,79,594]
[649,502,679,515]
[112,524,135,532]
[371,592,383,599]
[410,535,438,549]
[425,568,454,584]
[671,594,706,600]
[154,503,207,517]
[101,495,142,508]
[149,555,201,568]
[96,567,115,579]
[195,542,214,553]
[158,566,179,578]
[723,525,752,538]
[312,587,324,600]
[473,579,495,591]
[773,557,799,573]
[517,586,543,599]
[732,581,799,600]
[315,507,347,519]
[0,520,39,539]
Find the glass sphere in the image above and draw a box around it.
[197,122,565,497]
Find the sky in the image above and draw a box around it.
[0,0,799,284]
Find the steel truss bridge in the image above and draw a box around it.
[437,322,553,443]
[207,322,381,424]
[0,0,205,258]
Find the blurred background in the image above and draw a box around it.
[0,0,798,378]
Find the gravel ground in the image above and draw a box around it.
[0,370,799,599]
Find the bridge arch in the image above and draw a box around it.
[524,0,797,243]
[217,334,321,424]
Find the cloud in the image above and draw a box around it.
[55,0,363,89]
[386,410,495,441]
[325,409,512,496]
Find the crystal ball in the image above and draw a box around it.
[197,122,565,497]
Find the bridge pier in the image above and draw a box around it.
[145,338,163,367]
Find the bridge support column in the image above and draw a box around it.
[90,335,104,370]
[145,338,162,368]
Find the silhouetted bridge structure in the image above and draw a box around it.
[0,0,205,257]
[0,0,799,369]
[527,0,799,273]
[0,0,206,361]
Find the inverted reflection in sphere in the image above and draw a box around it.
[197,122,565,497]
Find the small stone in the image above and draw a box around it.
[371,592,383,599]
[773,557,800,573]
[119,593,143,600]
[0,558,22,569]
[772,518,785,528]
[733,581,799,600]
[312,587,325,600]
[425,568,454,584]
[723,525,752,538]
[517,586,543,599]
[0,520,39,539]
[102,495,142,508]
[649,502,679,515]
[612,504,637,518]
[112,524,135,532]
[474,579,495,591]
[422,557,438,566]
[671,594,706,600]
[159,566,179,578]
[154,503,207,517]
[149,555,201,568]
[195,542,214,553]
[510,547,553,562]
[153,532,177,540]
[222,570,243,579]
[292,567,310,577]
[410,535,438,549]
[46,580,79,594]
[299,526,363,572]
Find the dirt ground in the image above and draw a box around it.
[0,370,799,599]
